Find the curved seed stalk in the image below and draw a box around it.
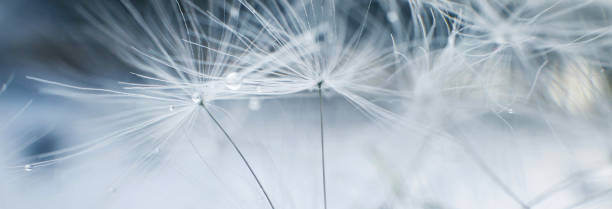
[201,103,276,209]
[318,81,328,209]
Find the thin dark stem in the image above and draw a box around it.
[201,104,275,209]
[318,81,328,209]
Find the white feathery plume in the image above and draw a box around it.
[378,1,612,209]
[438,0,612,60]
[26,1,283,208]
[213,1,408,208]
[225,0,404,125]
[450,0,612,115]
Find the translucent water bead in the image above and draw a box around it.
[224,72,243,90]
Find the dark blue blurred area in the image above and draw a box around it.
[1,0,84,92]
[0,0,95,166]
[0,0,148,90]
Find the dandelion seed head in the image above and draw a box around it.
[490,24,525,46]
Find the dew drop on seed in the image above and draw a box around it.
[224,72,242,90]
[24,164,32,172]
[248,97,261,111]
[191,93,202,104]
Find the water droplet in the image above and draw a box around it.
[256,86,263,93]
[387,12,399,22]
[191,92,202,104]
[24,164,32,172]
[248,98,261,111]
[169,105,175,112]
[224,72,243,90]
[507,108,514,114]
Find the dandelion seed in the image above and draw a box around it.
[235,0,403,125]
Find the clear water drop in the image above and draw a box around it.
[224,72,243,90]
[191,92,202,104]
[169,105,175,112]
[24,164,32,172]
[256,86,263,93]
[507,108,514,114]
[248,97,261,111]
